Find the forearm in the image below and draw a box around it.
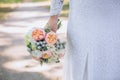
[48,0,64,32]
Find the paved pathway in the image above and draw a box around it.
[0,2,67,80]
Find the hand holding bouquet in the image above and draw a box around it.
[25,19,66,65]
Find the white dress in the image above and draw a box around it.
[50,0,120,80]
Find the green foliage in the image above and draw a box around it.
[61,2,69,17]
[57,19,62,29]
[62,2,69,11]
[31,42,36,50]
[0,7,14,20]
[32,0,48,2]
[40,61,43,65]
[0,0,23,3]
[0,0,48,3]
[25,34,30,46]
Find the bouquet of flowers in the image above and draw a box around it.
[25,19,66,65]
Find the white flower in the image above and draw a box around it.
[31,50,42,58]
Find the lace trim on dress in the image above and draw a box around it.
[50,0,64,16]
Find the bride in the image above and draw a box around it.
[48,0,120,80]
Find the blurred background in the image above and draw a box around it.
[0,0,68,80]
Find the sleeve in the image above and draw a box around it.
[50,0,64,16]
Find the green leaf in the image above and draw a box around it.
[31,43,36,50]
[44,59,48,63]
[25,34,30,46]
[56,59,60,63]
[57,19,62,29]
[27,43,31,48]
[40,61,43,66]
[45,28,50,33]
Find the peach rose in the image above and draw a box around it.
[32,28,45,41]
[45,31,57,45]
[42,51,52,59]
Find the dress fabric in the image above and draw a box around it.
[50,0,120,80]
[50,0,64,15]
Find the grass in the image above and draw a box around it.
[0,0,69,21]
[0,0,49,20]
[32,0,48,2]
[0,0,23,3]
[0,6,14,21]
[0,0,48,3]
[61,1,69,17]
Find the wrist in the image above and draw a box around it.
[50,15,58,21]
